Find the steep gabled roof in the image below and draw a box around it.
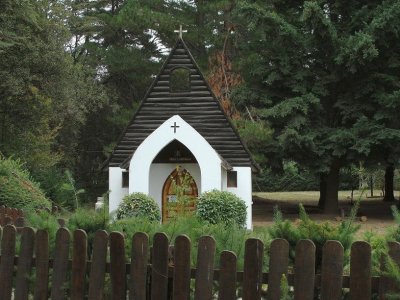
[106,38,259,172]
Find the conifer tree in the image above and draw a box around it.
[234,0,400,212]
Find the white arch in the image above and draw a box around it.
[129,115,222,195]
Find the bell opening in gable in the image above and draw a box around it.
[170,67,191,92]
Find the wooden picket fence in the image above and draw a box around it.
[0,206,24,227]
[0,205,65,230]
[0,225,399,300]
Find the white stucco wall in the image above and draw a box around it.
[108,115,253,229]
[108,167,129,212]
[149,163,201,210]
[129,115,222,195]
[221,167,227,191]
[227,167,253,229]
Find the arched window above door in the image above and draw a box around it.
[170,67,190,92]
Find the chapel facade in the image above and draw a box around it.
[105,37,258,228]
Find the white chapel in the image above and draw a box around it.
[104,37,259,228]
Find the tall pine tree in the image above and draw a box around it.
[234,0,400,212]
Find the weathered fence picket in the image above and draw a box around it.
[267,238,289,300]
[0,225,16,300]
[34,229,49,300]
[243,238,264,300]
[1,225,400,299]
[151,232,169,300]
[51,228,70,300]
[294,239,316,300]
[350,241,371,299]
[173,235,191,300]
[15,227,35,300]
[321,241,344,300]
[71,230,87,300]
[110,231,126,300]
[88,230,108,300]
[218,251,237,300]
[0,206,24,227]
[129,232,149,300]
[194,236,216,300]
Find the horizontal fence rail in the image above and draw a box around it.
[0,225,399,299]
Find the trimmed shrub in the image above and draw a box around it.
[196,190,247,227]
[116,193,161,222]
[0,156,51,210]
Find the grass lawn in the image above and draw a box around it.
[254,190,400,204]
[252,190,400,237]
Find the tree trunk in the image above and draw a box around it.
[318,174,327,208]
[319,161,341,214]
[383,164,395,202]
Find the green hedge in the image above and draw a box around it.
[0,156,51,210]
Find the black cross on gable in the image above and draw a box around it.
[171,122,180,133]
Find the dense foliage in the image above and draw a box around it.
[0,0,399,211]
[0,156,51,210]
[116,193,161,222]
[232,0,400,210]
[268,204,359,267]
[196,189,247,227]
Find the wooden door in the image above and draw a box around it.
[162,168,198,222]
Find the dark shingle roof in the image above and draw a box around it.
[106,38,259,172]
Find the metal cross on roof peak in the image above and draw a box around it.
[174,25,187,39]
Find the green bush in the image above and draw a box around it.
[268,204,360,268]
[196,190,247,227]
[0,156,51,210]
[162,215,253,269]
[68,207,109,240]
[109,215,268,270]
[116,193,161,222]
[25,210,60,252]
[387,206,400,242]
[253,162,319,192]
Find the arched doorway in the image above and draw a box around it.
[162,167,198,222]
